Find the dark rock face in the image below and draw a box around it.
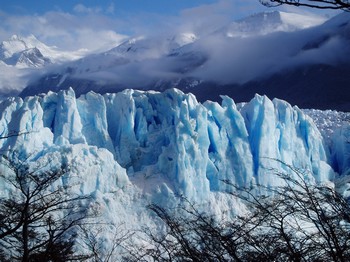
[188,63,350,112]
[22,62,350,112]
[20,12,350,112]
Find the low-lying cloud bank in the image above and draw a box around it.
[45,11,349,90]
[1,0,347,96]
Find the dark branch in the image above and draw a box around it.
[260,0,350,11]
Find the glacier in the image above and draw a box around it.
[0,88,340,198]
[0,87,349,258]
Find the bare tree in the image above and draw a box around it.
[128,165,350,261]
[79,223,132,262]
[0,154,90,261]
[233,166,350,262]
[260,0,350,11]
[124,198,249,262]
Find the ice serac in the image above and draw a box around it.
[204,97,253,192]
[332,124,350,176]
[104,89,211,201]
[240,95,333,185]
[0,88,336,204]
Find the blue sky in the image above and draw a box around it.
[0,0,335,51]
[1,0,265,17]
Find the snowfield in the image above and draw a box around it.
[303,108,350,143]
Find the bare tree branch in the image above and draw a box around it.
[0,154,91,261]
[260,0,350,11]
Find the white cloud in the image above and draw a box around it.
[0,0,344,94]
[106,3,115,15]
[57,10,348,89]
[0,0,334,52]
[0,10,127,52]
[0,63,34,94]
[177,0,234,35]
[73,4,102,14]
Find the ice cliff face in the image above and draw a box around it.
[0,88,337,204]
[1,88,348,259]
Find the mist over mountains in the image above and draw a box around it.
[0,7,350,259]
[1,11,348,111]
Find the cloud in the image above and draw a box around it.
[116,0,256,40]
[0,63,36,94]
[59,11,349,91]
[0,0,346,95]
[0,0,330,52]
[174,0,235,36]
[0,10,127,52]
[73,4,102,14]
[106,3,115,15]
[72,3,118,15]
[189,20,350,84]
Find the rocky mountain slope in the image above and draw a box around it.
[20,11,349,111]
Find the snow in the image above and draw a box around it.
[279,12,327,30]
[226,11,326,37]
[0,34,87,66]
[0,34,94,96]
[304,109,350,177]
[0,88,347,259]
[174,32,198,46]
[303,109,350,143]
[19,11,348,99]
[0,10,348,260]
[0,88,338,200]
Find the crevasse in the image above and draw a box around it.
[0,87,336,202]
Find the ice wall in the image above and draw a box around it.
[0,88,335,203]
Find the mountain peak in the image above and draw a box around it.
[226,11,326,37]
[9,34,21,41]
[0,34,29,60]
[0,34,79,68]
[16,47,51,68]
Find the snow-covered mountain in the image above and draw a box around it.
[19,11,350,111]
[198,11,350,111]
[5,47,51,68]
[226,11,326,37]
[0,34,89,67]
[2,9,350,259]
[0,35,51,68]
[0,34,95,96]
[108,32,198,58]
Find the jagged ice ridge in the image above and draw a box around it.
[0,87,349,257]
[0,88,344,197]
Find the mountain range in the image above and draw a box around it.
[0,34,91,95]
[1,11,348,111]
[0,10,350,259]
